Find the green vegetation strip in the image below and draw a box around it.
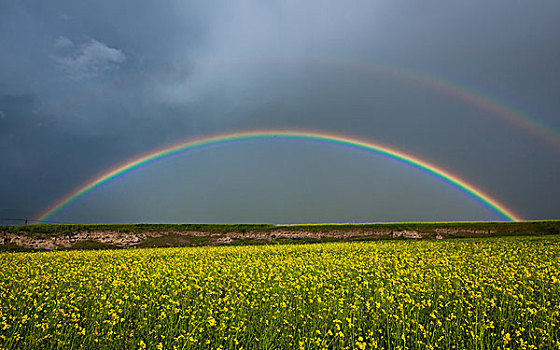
[1,221,559,237]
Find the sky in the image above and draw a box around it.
[1,0,559,224]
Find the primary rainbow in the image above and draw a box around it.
[36,130,521,222]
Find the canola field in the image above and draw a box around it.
[0,236,559,350]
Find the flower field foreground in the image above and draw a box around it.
[0,236,559,349]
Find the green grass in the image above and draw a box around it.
[68,240,117,251]
[136,234,209,248]
[0,223,278,236]
[1,220,558,237]
[0,243,36,252]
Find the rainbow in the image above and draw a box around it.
[160,54,560,150]
[318,55,560,150]
[46,55,560,150]
[36,130,521,222]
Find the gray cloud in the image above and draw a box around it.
[53,35,73,49]
[52,38,126,79]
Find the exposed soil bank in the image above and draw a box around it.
[1,221,558,251]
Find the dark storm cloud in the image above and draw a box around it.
[1,0,559,223]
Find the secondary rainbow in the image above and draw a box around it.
[314,55,560,150]
[47,55,560,150]
[36,130,521,222]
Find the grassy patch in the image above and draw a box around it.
[0,243,36,252]
[68,240,117,251]
[136,234,209,248]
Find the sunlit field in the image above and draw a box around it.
[1,236,559,349]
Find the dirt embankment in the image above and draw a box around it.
[0,228,432,250]
[2,221,558,251]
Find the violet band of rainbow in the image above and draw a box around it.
[36,130,521,222]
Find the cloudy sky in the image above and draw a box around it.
[1,0,559,224]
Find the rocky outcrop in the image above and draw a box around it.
[2,221,555,251]
[433,228,496,235]
[0,230,161,250]
[0,227,439,251]
[391,230,422,239]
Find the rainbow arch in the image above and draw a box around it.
[242,54,560,149]
[48,55,560,151]
[36,130,521,222]
[316,55,560,150]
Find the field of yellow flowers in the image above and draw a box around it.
[0,236,559,349]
